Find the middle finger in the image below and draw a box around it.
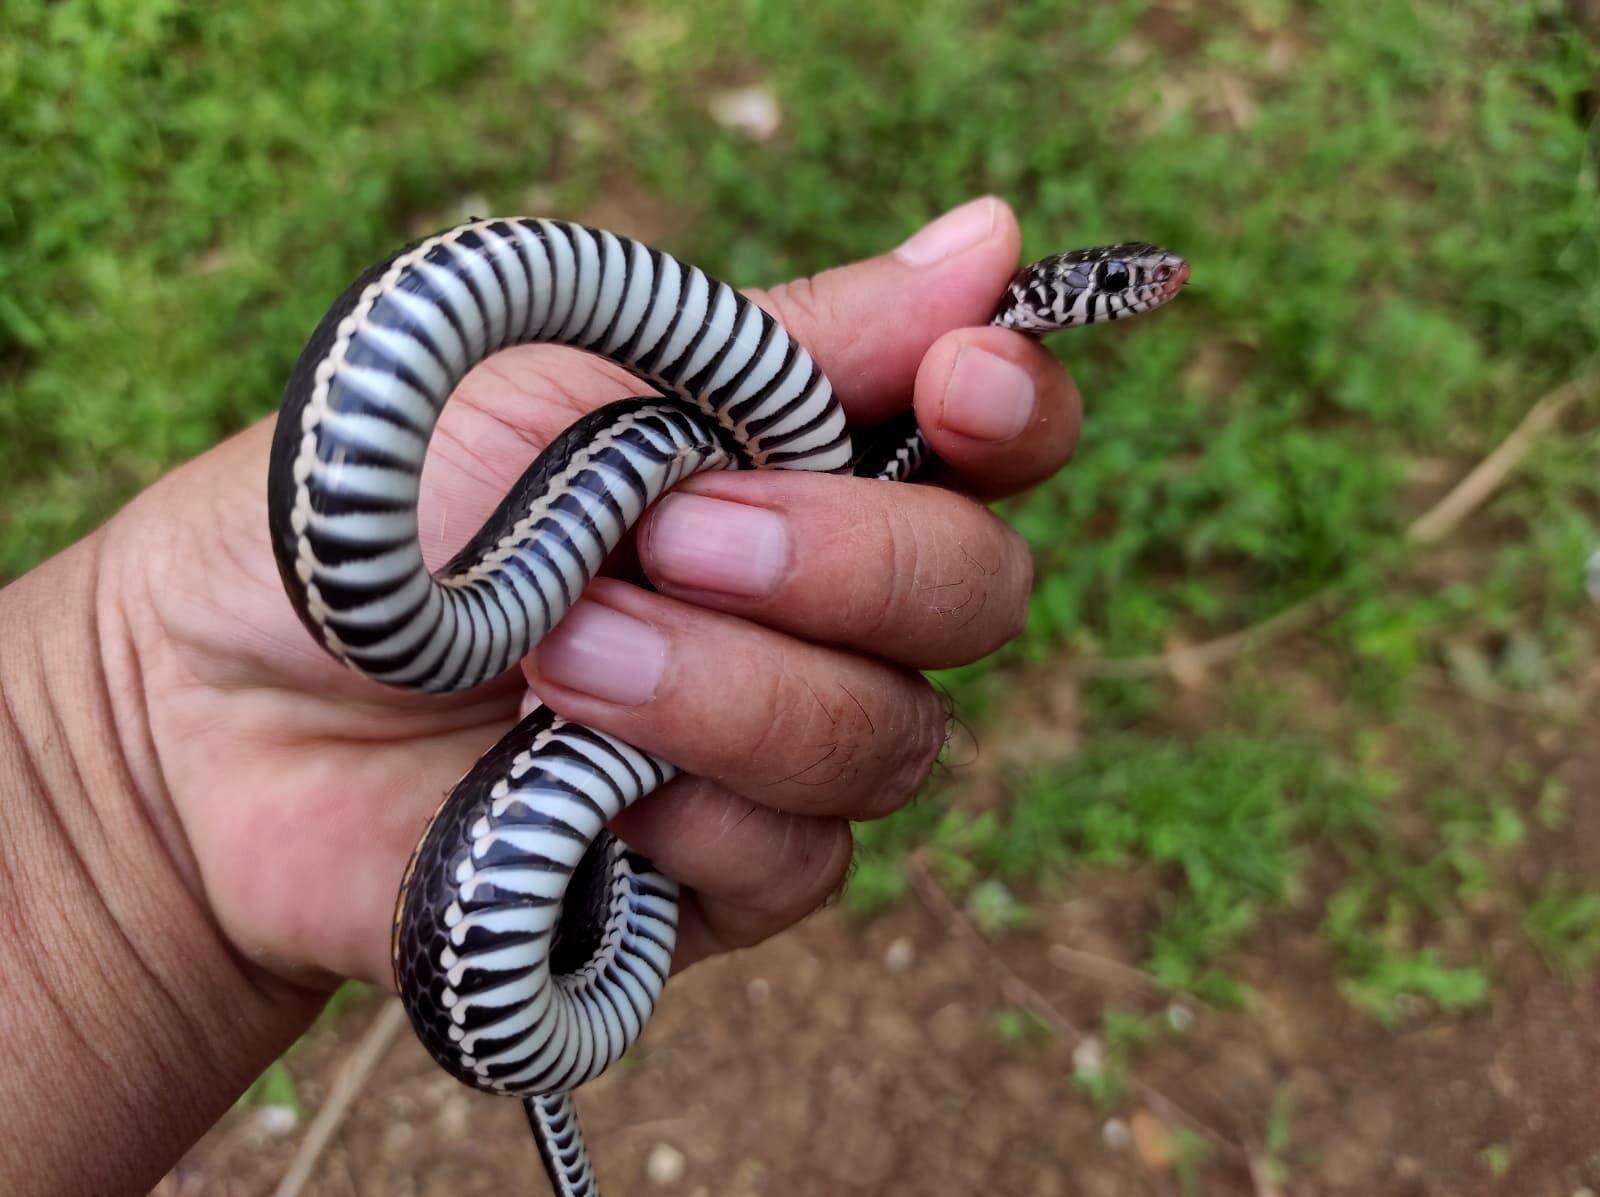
[522,579,949,821]
[635,470,1035,670]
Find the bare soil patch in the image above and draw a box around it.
[167,727,1600,1196]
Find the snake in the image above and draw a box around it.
[266,217,1188,1194]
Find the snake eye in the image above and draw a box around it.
[1097,260,1130,291]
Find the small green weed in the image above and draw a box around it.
[1525,875,1600,981]
[1324,883,1489,1025]
[992,1008,1052,1048]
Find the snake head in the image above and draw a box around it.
[995,242,1189,333]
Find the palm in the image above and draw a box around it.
[117,347,650,984]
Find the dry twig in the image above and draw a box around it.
[1068,370,1597,681]
[1405,374,1592,546]
[1047,941,1172,999]
[274,1000,409,1197]
[904,855,1247,1163]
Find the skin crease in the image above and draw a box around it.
[0,197,1090,1196]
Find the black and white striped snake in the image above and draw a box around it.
[266,217,1187,1194]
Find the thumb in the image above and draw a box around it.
[746,196,1022,424]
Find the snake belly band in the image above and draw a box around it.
[268,218,1186,1195]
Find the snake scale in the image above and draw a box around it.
[267,216,1187,1194]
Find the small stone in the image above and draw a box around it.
[1129,1110,1173,1170]
[1165,1003,1194,1033]
[1072,1035,1106,1078]
[709,86,782,140]
[746,977,771,1005]
[254,1105,297,1137]
[1102,1118,1131,1150]
[883,936,916,974]
[647,1142,687,1186]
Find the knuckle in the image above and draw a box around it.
[740,653,850,804]
[741,652,809,766]
[780,818,855,913]
[848,494,920,641]
[770,272,827,330]
[766,273,866,363]
[730,817,853,941]
[868,676,947,820]
[994,519,1035,648]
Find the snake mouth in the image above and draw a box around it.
[1159,260,1191,301]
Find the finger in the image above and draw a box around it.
[911,325,1084,500]
[605,776,854,968]
[634,470,1033,668]
[521,579,948,820]
[746,197,1022,424]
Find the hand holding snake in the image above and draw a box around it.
[265,197,1184,1192]
[52,196,1181,1194]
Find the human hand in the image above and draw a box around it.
[95,195,1083,988]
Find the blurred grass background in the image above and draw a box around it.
[4,0,1599,1119]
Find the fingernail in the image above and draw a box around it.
[894,197,998,267]
[535,603,666,706]
[646,493,789,597]
[941,346,1036,442]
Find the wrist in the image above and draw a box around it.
[0,532,318,1195]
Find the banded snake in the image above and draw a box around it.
[267,218,1187,1194]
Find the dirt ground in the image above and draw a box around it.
[161,722,1599,1197]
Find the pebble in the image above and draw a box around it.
[1129,1110,1172,1170]
[1072,1035,1106,1078]
[1165,1003,1194,1033]
[1102,1118,1131,1151]
[883,936,916,974]
[253,1105,297,1137]
[647,1142,687,1186]
[709,86,782,140]
[746,977,771,1005]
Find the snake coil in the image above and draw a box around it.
[268,217,1186,1194]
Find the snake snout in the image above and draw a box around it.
[1159,257,1191,300]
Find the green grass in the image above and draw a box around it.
[857,728,1387,1004]
[1525,874,1600,981]
[5,0,1598,1112]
